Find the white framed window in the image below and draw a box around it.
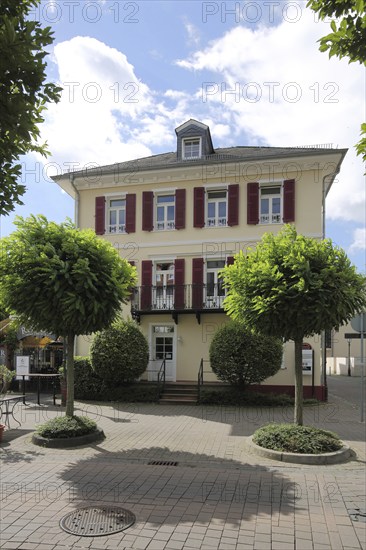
[183,137,201,159]
[260,185,281,224]
[107,197,126,233]
[205,260,226,308]
[156,195,175,230]
[206,189,227,227]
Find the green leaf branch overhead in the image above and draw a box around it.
[307,0,366,163]
[0,0,62,215]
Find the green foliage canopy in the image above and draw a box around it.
[307,0,366,65]
[91,319,149,384]
[0,0,62,215]
[222,225,366,342]
[0,215,136,336]
[0,215,136,417]
[209,321,283,387]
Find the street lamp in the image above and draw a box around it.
[347,338,352,376]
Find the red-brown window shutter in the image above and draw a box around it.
[193,187,205,228]
[192,258,204,308]
[247,182,259,225]
[142,191,154,231]
[175,189,186,230]
[228,184,239,226]
[125,194,136,233]
[95,196,105,235]
[283,179,295,223]
[141,260,152,310]
[174,259,185,309]
[226,256,235,266]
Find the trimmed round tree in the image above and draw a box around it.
[0,215,136,416]
[91,320,148,384]
[209,322,283,387]
[222,225,366,425]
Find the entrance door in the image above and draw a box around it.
[149,325,176,381]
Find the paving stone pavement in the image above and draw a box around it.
[0,384,365,550]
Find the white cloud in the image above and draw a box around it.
[176,11,365,223]
[183,18,201,47]
[41,36,205,173]
[349,228,366,253]
[43,36,154,169]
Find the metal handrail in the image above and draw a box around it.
[197,358,203,403]
[156,358,166,400]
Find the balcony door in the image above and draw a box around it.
[153,262,174,309]
[205,260,226,308]
[149,325,176,382]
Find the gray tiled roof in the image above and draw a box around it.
[54,145,347,180]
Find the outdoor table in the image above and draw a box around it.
[0,395,24,428]
[19,374,60,406]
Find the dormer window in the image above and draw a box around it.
[183,138,201,159]
[175,119,214,161]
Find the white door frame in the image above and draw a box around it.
[148,322,177,382]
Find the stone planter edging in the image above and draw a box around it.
[248,436,352,465]
[32,427,105,448]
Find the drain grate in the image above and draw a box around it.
[348,508,366,523]
[147,460,179,466]
[60,506,135,536]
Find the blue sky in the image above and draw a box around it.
[1,0,365,273]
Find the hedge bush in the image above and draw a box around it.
[73,356,157,401]
[91,319,149,384]
[199,388,295,406]
[253,423,343,454]
[74,356,106,400]
[209,321,283,387]
[102,384,160,402]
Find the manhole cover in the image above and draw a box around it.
[60,506,136,536]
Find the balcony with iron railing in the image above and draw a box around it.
[131,283,226,324]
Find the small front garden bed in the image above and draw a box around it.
[33,415,105,448]
[252,423,343,454]
[36,415,97,439]
[32,415,105,448]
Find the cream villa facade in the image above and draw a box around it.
[54,119,347,400]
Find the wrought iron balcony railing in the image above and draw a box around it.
[131,283,226,313]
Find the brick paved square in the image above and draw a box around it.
[1,394,365,550]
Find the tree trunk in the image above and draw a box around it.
[294,337,304,425]
[65,333,75,417]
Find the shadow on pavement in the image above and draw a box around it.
[59,446,305,527]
